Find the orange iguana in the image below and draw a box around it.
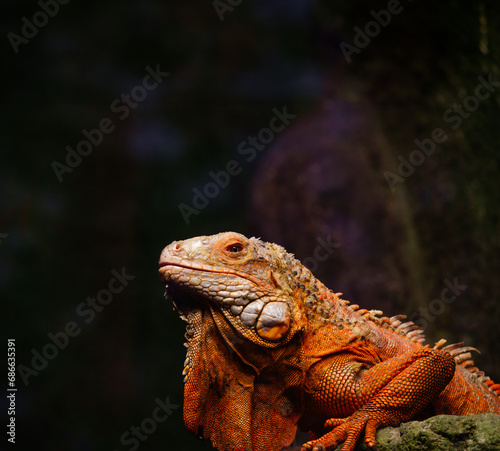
[158,232,500,451]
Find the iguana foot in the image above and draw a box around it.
[301,415,381,451]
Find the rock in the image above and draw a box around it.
[356,414,500,451]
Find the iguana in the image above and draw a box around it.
[158,232,500,451]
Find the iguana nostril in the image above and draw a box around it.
[173,242,183,252]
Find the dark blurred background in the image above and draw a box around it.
[2,0,500,450]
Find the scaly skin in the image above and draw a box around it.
[158,232,500,451]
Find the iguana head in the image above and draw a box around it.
[159,231,306,347]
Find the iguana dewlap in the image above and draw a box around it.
[158,232,500,451]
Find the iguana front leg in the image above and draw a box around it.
[302,346,456,451]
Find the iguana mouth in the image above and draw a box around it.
[160,260,221,314]
[159,258,267,287]
[159,257,292,343]
[159,260,253,334]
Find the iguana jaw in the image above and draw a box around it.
[160,261,293,346]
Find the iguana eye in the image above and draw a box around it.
[225,243,244,253]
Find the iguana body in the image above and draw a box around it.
[158,232,500,451]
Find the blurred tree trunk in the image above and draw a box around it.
[249,0,500,378]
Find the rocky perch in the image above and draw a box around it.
[355,414,500,451]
